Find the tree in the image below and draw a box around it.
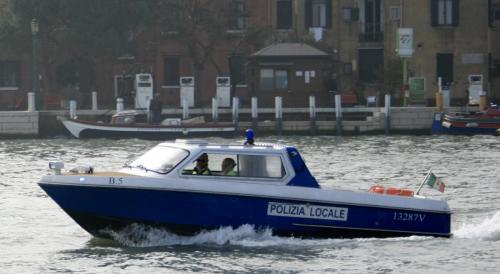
[151,0,269,106]
[0,0,155,99]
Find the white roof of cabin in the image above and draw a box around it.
[158,139,286,153]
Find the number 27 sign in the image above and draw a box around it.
[397,28,413,57]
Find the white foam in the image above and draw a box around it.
[103,224,350,248]
[453,211,500,241]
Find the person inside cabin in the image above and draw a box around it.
[221,158,236,176]
[149,93,162,125]
[193,153,211,175]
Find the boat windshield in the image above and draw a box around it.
[129,146,189,174]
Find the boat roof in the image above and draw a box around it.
[159,139,288,152]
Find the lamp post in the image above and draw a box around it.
[31,18,39,110]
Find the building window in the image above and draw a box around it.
[436,53,454,85]
[431,0,459,26]
[491,60,500,78]
[0,60,21,88]
[275,70,288,89]
[492,5,500,26]
[359,0,383,42]
[260,69,288,90]
[312,0,327,27]
[229,0,246,30]
[305,0,332,28]
[358,49,383,83]
[229,55,247,85]
[438,0,452,25]
[343,7,359,22]
[163,57,179,86]
[389,6,401,21]
[277,0,293,30]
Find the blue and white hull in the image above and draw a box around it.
[39,175,451,238]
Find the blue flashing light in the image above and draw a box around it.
[245,129,255,145]
[245,129,254,140]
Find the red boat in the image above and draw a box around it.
[432,106,500,135]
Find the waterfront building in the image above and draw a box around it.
[0,0,498,110]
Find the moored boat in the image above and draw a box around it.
[60,111,235,139]
[38,134,451,239]
[432,106,500,135]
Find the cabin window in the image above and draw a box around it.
[129,146,189,174]
[238,155,285,178]
[182,153,239,176]
[181,152,285,179]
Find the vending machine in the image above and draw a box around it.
[216,77,231,107]
[134,73,153,109]
[180,77,195,107]
[468,75,483,105]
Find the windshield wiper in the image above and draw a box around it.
[130,164,164,174]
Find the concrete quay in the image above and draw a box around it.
[0,111,38,137]
[0,106,476,138]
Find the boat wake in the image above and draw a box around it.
[103,224,350,248]
[453,211,500,241]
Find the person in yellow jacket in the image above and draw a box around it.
[193,153,212,175]
[221,158,237,176]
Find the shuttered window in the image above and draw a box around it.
[431,0,459,26]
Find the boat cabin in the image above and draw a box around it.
[126,139,320,188]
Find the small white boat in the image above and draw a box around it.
[39,131,452,239]
[60,111,236,139]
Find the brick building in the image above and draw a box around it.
[1,0,499,110]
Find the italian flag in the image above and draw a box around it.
[426,172,445,193]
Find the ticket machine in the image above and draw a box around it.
[180,77,195,107]
[134,73,153,109]
[216,77,231,107]
[468,75,483,105]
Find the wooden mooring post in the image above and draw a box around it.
[251,97,258,130]
[212,97,218,123]
[69,100,77,119]
[384,94,391,135]
[309,96,316,135]
[232,97,239,130]
[182,99,189,120]
[91,91,98,111]
[27,92,35,112]
[275,96,283,135]
[335,94,343,136]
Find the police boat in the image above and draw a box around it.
[38,132,451,239]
